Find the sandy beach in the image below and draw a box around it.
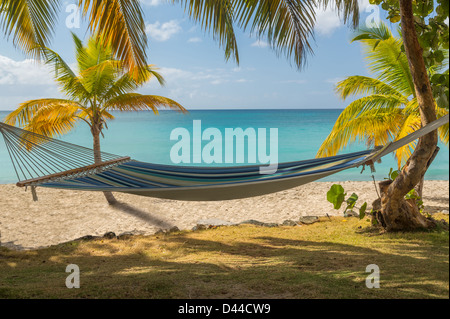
[0,180,448,250]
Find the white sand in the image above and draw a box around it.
[0,181,448,250]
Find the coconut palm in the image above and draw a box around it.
[317,24,448,175]
[4,33,186,204]
[0,0,360,74]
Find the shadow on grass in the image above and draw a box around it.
[0,226,448,299]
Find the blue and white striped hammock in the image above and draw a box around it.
[0,114,448,201]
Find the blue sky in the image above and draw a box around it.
[0,0,394,111]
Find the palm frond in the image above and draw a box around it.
[5,98,86,146]
[4,98,87,127]
[437,106,449,145]
[175,0,238,63]
[393,111,420,168]
[103,93,187,114]
[319,0,359,27]
[0,0,60,59]
[175,0,359,69]
[79,0,148,79]
[332,94,407,130]
[317,108,404,158]
[23,102,84,138]
[234,0,317,69]
[29,44,90,102]
[351,23,392,44]
[335,76,403,100]
[79,59,122,98]
[102,65,165,102]
[362,36,415,97]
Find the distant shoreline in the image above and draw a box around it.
[1,108,349,113]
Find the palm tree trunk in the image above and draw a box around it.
[92,123,117,205]
[378,0,437,231]
[415,176,424,200]
[414,146,440,199]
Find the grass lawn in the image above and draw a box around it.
[0,214,448,299]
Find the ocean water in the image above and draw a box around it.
[0,109,448,184]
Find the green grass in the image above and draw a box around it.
[0,215,448,299]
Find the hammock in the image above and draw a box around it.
[0,114,448,201]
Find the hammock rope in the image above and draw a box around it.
[0,113,448,201]
[0,122,129,183]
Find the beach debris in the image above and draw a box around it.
[197,219,235,227]
[76,235,100,241]
[264,223,280,228]
[155,226,180,235]
[155,229,167,235]
[192,224,208,231]
[169,226,180,233]
[282,220,298,226]
[239,220,266,226]
[117,232,134,240]
[439,220,449,230]
[298,216,319,225]
[103,232,117,239]
[344,210,359,218]
[239,220,280,227]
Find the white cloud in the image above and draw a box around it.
[325,77,345,84]
[188,37,202,43]
[157,67,193,82]
[211,79,227,85]
[314,6,342,36]
[142,66,252,93]
[281,80,307,84]
[251,40,269,48]
[0,55,54,85]
[140,0,164,6]
[188,26,198,33]
[358,0,372,11]
[0,55,62,110]
[146,20,182,42]
[314,0,374,36]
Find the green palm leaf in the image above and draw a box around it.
[318,23,449,168]
[0,0,60,59]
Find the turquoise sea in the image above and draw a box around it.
[0,109,448,184]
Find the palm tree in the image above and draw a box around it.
[317,23,448,197]
[317,24,448,164]
[0,0,361,74]
[4,33,186,204]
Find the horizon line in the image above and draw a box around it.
[0,107,346,112]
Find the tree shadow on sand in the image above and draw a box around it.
[111,201,174,229]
